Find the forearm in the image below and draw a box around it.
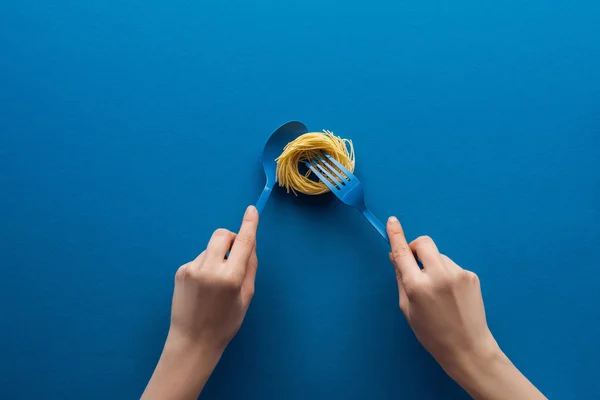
[141,334,223,400]
[447,344,546,400]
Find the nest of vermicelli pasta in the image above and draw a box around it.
[275,130,355,195]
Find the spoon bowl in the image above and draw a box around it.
[255,121,308,214]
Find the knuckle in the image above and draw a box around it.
[465,270,479,283]
[249,254,259,269]
[236,234,255,247]
[243,213,257,223]
[175,265,187,281]
[416,235,434,244]
[413,235,434,250]
[392,245,412,259]
[403,278,421,297]
[394,267,403,283]
[213,228,232,237]
[183,264,198,281]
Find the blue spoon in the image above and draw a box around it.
[255,121,308,214]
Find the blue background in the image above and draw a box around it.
[1,0,599,399]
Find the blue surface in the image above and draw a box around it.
[1,1,599,399]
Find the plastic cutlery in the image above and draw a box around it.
[256,121,307,214]
[305,154,389,243]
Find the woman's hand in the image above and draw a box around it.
[387,216,494,371]
[142,206,259,400]
[168,205,259,353]
[387,216,546,400]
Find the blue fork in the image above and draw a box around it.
[305,154,389,243]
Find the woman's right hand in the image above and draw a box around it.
[386,216,496,372]
[387,216,546,400]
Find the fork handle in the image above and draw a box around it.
[360,208,390,244]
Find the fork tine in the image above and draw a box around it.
[304,160,340,191]
[324,153,353,180]
[318,155,349,182]
[313,159,344,188]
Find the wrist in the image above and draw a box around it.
[164,330,225,367]
[446,341,546,400]
[444,336,521,399]
[142,334,224,400]
[437,333,505,385]
[159,331,225,387]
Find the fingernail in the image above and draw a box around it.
[388,216,398,224]
[245,205,258,218]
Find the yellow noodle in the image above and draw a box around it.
[276,130,355,195]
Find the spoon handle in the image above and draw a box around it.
[255,185,272,215]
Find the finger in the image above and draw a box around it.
[206,229,236,264]
[441,254,463,274]
[228,206,259,276]
[389,252,409,317]
[187,251,207,274]
[193,250,206,265]
[387,216,421,282]
[241,247,258,304]
[409,236,446,273]
[178,251,206,280]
